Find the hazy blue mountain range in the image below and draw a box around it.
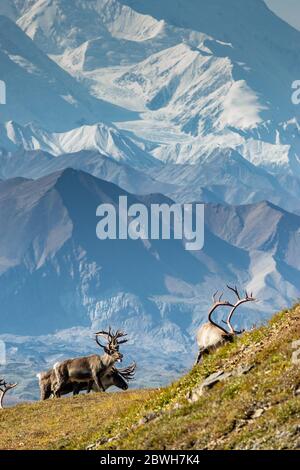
[1,144,300,215]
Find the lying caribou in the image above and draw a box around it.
[37,363,136,400]
[53,328,128,397]
[195,286,255,364]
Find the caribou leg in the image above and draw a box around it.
[53,362,68,398]
[92,371,105,392]
[72,383,81,396]
[195,349,204,365]
[86,380,94,393]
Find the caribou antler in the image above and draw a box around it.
[225,285,256,334]
[95,334,107,349]
[95,327,113,340]
[95,328,128,347]
[114,362,136,381]
[113,330,128,345]
[207,291,234,333]
[0,378,17,409]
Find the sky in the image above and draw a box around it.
[265,0,300,31]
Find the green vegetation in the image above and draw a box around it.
[0,305,300,450]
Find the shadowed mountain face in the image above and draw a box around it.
[1,146,300,215]
[0,168,241,335]
[0,168,299,338]
[0,147,168,193]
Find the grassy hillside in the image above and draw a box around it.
[1,305,300,450]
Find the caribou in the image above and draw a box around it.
[195,286,255,364]
[53,328,128,397]
[37,363,136,400]
[0,377,17,409]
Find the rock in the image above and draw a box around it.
[251,408,264,419]
[138,417,147,425]
[173,402,182,410]
[86,436,109,450]
[202,370,230,388]
[138,412,158,425]
[188,364,255,403]
[188,371,227,402]
[235,364,255,376]
[236,419,247,429]
[292,425,300,435]
[292,340,300,365]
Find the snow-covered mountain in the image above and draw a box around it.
[150,148,300,214]
[0,120,157,169]
[4,0,299,181]
[17,0,165,55]
[1,121,300,213]
[0,15,136,131]
[1,134,300,215]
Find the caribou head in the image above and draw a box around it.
[94,327,128,362]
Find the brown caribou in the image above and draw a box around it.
[53,328,128,397]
